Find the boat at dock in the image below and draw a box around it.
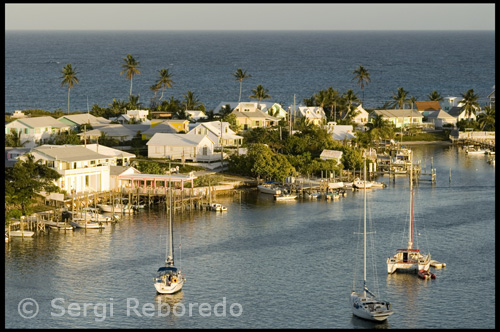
[353,179,373,189]
[44,221,74,231]
[9,230,35,238]
[465,147,488,154]
[70,219,105,229]
[328,181,344,190]
[430,260,446,269]
[211,203,228,211]
[274,193,297,201]
[369,181,386,188]
[258,182,283,195]
[97,203,134,214]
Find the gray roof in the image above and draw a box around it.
[447,106,464,117]
[426,110,455,119]
[7,116,69,129]
[147,133,212,147]
[373,109,423,118]
[142,122,178,136]
[33,145,111,162]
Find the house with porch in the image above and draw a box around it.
[186,121,243,148]
[5,116,71,148]
[18,144,136,195]
[146,133,217,162]
[230,102,280,131]
[370,109,423,129]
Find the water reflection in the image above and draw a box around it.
[350,315,390,329]
[154,291,185,318]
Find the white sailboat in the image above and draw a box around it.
[387,156,431,274]
[351,157,394,322]
[154,176,185,294]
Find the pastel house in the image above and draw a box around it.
[146,133,217,162]
[5,116,71,148]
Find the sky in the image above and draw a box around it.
[5,3,495,31]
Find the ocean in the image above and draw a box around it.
[4,30,495,114]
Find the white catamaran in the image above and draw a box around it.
[351,157,394,322]
[154,176,185,294]
[387,155,431,274]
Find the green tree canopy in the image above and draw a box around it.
[120,54,141,96]
[60,63,79,114]
[233,68,252,103]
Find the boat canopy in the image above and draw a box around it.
[396,248,420,252]
[157,266,178,275]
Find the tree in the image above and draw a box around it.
[60,63,79,114]
[47,130,81,145]
[459,89,480,120]
[233,68,252,103]
[127,94,143,110]
[341,89,360,119]
[326,86,340,122]
[154,68,174,100]
[476,105,495,130]
[5,154,61,217]
[352,65,371,104]
[120,54,141,96]
[428,90,443,101]
[391,87,410,109]
[5,129,24,147]
[250,84,271,107]
[182,90,204,111]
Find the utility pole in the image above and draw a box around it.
[220,118,224,170]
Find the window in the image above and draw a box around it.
[202,146,208,155]
[255,121,260,126]
[73,162,77,169]
[90,160,95,165]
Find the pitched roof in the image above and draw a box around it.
[231,108,280,120]
[33,145,111,162]
[57,113,107,125]
[142,122,178,135]
[147,133,213,147]
[447,106,465,117]
[320,149,343,159]
[85,144,135,158]
[297,106,326,119]
[415,101,441,112]
[8,116,69,129]
[426,110,456,119]
[373,109,423,118]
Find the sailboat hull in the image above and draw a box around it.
[154,279,184,294]
[350,293,393,322]
[387,253,431,274]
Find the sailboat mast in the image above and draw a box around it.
[408,154,413,249]
[363,157,367,297]
[169,174,174,261]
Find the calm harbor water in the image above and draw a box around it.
[4,144,495,328]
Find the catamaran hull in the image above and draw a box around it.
[387,257,431,274]
[154,279,184,294]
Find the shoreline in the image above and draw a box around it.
[400,140,452,145]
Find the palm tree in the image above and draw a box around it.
[120,54,141,96]
[459,89,480,120]
[391,87,410,109]
[352,65,371,104]
[250,85,271,108]
[127,94,143,110]
[427,90,443,101]
[234,68,252,103]
[409,96,418,110]
[155,68,174,100]
[341,89,360,119]
[476,105,495,130]
[326,86,340,121]
[60,63,79,114]
[182,90,203,110]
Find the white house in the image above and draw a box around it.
[230,102,280,130]
[347,105,370,126]
[18,144,136,195]
[110,110,151,124]
[147,133,217,162]
[326,122,356,142]
[296,106,327,126]
[370,109,423,129]
[186,121,243,148]
[109,165,141,192]
[264,103,288,120]
[5,116,71,148]
[319,149,343,166]
[185,110,206,122]
[441,96,461,112]
[447,106,478,122]
[426,110,457,128]
[11,110,27,119]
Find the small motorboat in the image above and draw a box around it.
[211,203,227,211]
[417,269,436,280]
